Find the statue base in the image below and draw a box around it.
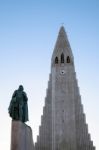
[11,120,34,150]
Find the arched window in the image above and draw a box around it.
[61,53,64,63]
[67,56,70,63]
[55,57,58,64]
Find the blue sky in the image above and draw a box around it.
[0,0,99,149]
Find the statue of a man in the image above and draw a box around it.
[8,85,29,122]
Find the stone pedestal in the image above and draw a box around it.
[11,120,34,150]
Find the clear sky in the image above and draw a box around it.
[0,0,99,149]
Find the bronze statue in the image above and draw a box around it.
[8,85,29,122]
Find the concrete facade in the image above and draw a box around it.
[35,26,95,150]
[11,121,34,150]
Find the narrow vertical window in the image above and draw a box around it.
[55,57,58,64]
[67,56,70,63]
[61,53,64,63]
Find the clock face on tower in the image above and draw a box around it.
[60,69,65,75]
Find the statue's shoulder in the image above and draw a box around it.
[14,90,18,93]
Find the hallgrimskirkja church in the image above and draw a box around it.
[35,26,96,150]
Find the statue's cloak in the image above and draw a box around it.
[8,90,29,122]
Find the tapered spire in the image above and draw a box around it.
[51,26,74,66]
[55,26,70,48]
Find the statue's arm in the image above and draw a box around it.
[9,90,17,108]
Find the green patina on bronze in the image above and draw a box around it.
[8,85,29,122]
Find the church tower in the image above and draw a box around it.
[35,26,96,150]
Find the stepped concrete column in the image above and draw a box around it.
[11,121,34,150]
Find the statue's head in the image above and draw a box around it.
[18,85,24,91]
